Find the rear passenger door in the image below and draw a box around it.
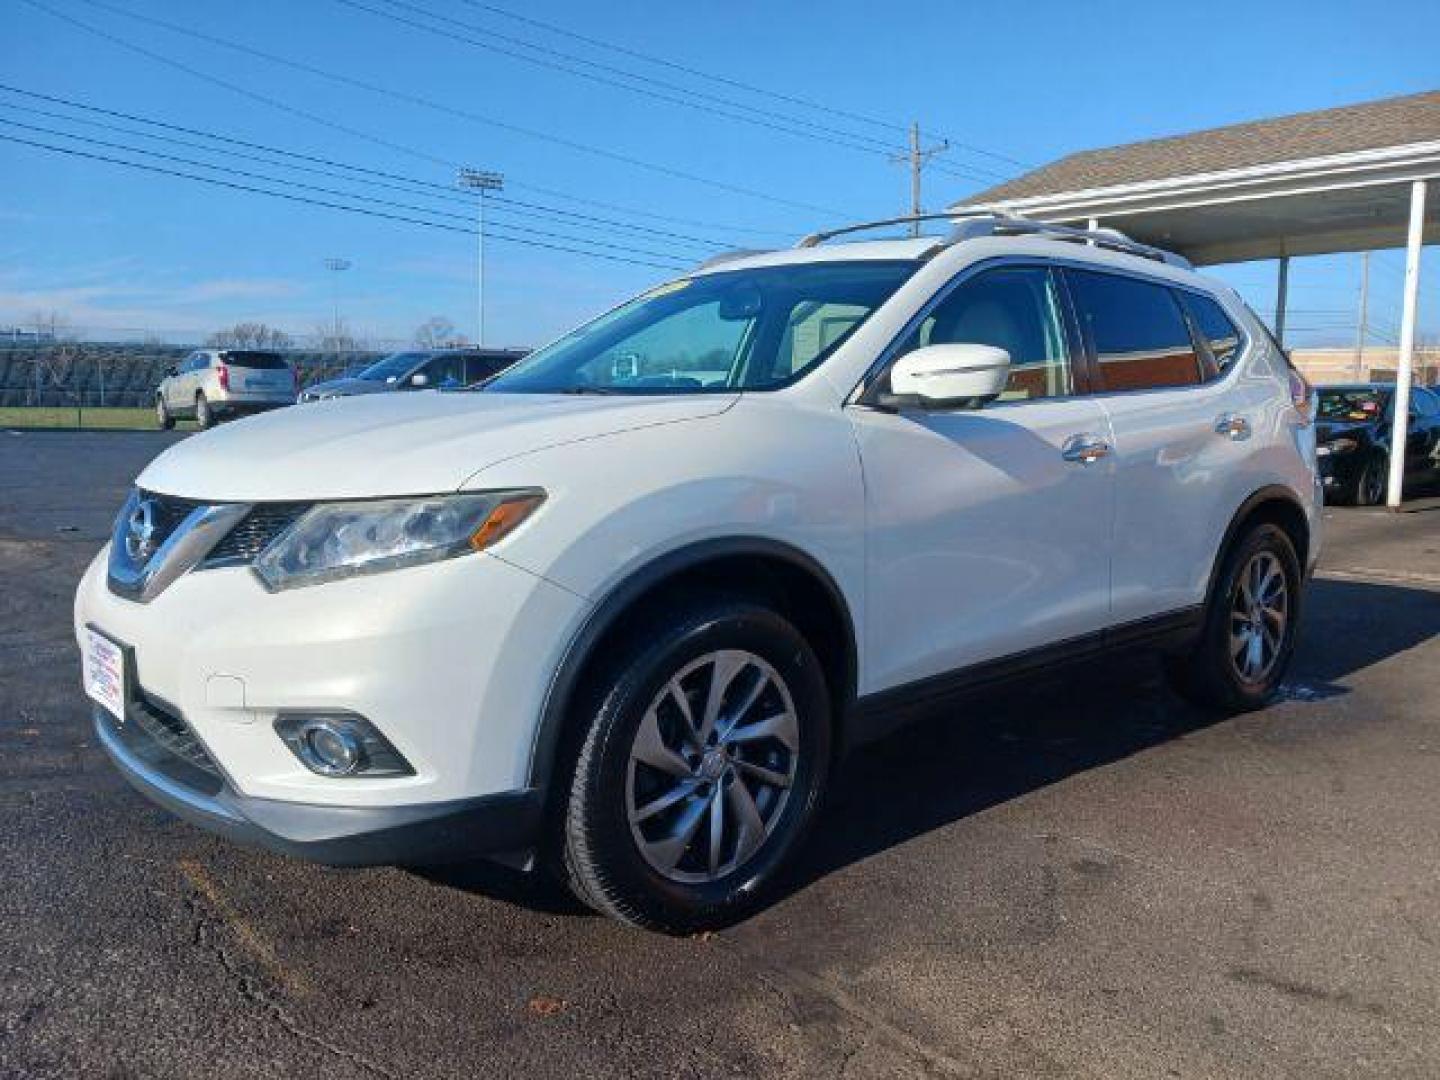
[850,263,1115,693]
[1064,268,1268,626]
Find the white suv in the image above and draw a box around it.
[76,215,1320,932]
[155,348,298,429]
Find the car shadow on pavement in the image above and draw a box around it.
[416,578,1437,922]
[784,577,1437,898]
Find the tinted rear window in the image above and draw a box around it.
[1067,270,1201,392]
[1182,292,1244,375]
[223,351,288,370]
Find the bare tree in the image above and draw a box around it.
[312,319,364,353]
[207,322,294,349]
[27,309,73,343]
[413,316,459,348]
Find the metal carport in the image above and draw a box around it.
[952,90,1440,508]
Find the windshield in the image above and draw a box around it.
[485,261,919,395]
[357,352,428,382]
[1318,388,1388,422]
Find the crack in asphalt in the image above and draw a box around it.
[180,867,398,1080]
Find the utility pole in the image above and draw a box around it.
[1353,251,1370,380]
[323,258,351,344]
[890,123,949,236]
[458,168,504,346]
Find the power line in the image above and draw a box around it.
[451,0,1032,171]
[341,0,901,160]
[342,0,1014,185]
[0,88,728,250]
[0,132,691,271]
[0,115,696,263]
[47,0,850,216]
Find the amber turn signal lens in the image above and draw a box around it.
[468,491,546,551]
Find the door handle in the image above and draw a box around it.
[1214,413,1252,441]
[1061,433,1111,465]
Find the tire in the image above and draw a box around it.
[1353,454,1387,507]
[195,393,213,429]
[1166,523,1302,713]
[155,396,174,431]
[560,596,831,933]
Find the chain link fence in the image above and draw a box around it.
[0,343,386,409]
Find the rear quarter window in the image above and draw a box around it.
[1181,292,1245,376]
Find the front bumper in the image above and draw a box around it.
[95,705,541,865]
[75,539,587,862]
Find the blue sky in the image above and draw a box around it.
[1,0,1436,350]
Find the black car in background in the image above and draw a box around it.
[298,347,527,402]
[1316,383,1440,505]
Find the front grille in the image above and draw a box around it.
[139,490,204,548]
[101,693,224,797]
[202,502,310,567]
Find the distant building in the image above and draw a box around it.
[1290,347,1440,387]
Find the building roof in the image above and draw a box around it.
[970,90,1440,203]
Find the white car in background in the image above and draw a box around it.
[78,213,1320,933]
[155,349,297,429]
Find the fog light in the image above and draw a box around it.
[274,713,413,778]
[304,721,362,775]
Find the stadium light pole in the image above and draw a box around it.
[458,168,504,345]
[323,257,351,344]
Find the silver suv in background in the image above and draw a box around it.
[298,347,527,402]
[156,349,298,429]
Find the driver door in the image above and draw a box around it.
[848,264,1114,695]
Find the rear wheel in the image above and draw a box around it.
[194,392,214,429]
[1354,454,1387,507]
[1166,524,1301,712]
[560,597,831,933]
[154,395,174,430]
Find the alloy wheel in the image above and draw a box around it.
[1229,551,1289,684]
[625,649,799,884]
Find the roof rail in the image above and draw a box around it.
[795,210,1006,248]
[971,218,1193,269]
[792,209,1191,269]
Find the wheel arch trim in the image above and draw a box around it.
[524,536,858,792]
[1204,484,1313,608]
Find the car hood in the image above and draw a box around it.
[138,391,739,501]
[305,377,390,397]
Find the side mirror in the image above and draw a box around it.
[165,365,178,378]
[409,372,430,388]
[887,344,1011,409]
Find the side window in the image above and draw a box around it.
[1182,292,1244,376]
[896,266,1073,401]
[1416,389,1440,417]
[424,355,466,387]
[468,356,514,383]
[1068,269,1201,392]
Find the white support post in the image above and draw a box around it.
[1274,255,1290,346]
[1386,179,1427,510]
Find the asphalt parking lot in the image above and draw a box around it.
[2,430,1438,1079]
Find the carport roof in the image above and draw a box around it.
[950,91,1440,265]
[968,91,1440,204]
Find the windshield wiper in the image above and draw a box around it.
[559,385,620,395]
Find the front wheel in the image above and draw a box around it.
[155,396,174,430]
[560,598,831,933]
[1166,524,1302,712]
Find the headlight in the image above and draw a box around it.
[1317,437,1359,457]
[253,489,544,591]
